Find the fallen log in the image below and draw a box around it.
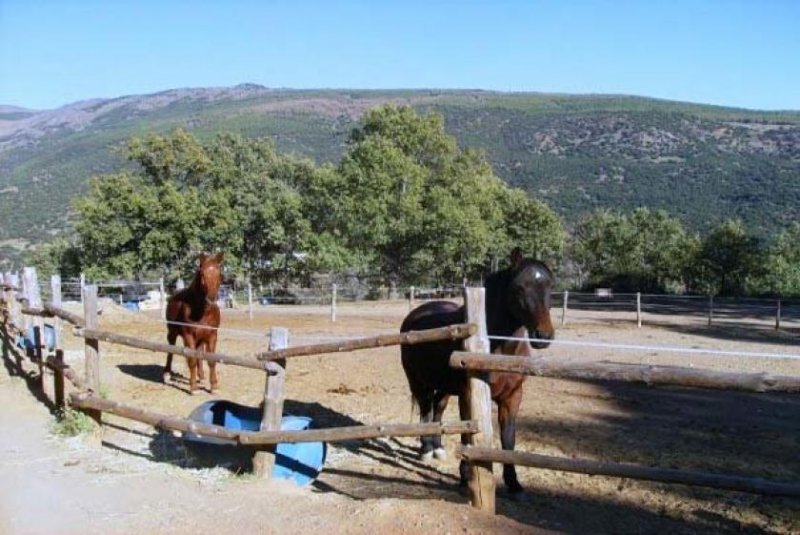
[457,446,800,497]
[257,323,476,361]
[450,353,800,392]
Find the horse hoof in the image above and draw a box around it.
[433,447,447,460]
[420,450,435,463]
[162,372,171,384]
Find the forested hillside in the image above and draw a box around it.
[2,86,799,265]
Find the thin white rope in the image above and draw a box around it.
[487,334,800,361]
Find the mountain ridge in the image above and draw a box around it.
[1,86,799,266]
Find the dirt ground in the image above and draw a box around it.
[1,299,799,534]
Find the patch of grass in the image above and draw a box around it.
[98,385,110,400]
[52,407,96,437]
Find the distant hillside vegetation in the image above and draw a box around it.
[2,85,799,263]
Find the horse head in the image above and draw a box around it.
[505,247,555,350]
[197,252,224,301]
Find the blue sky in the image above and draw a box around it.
[1,0,798,110]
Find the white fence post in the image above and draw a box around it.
[159,277,166,319]
[636,292,642,328]
[51,275,62,349]
[331,284,337,323]
[561,290,569,327]
[409,286,415,311]
[775,298,781,330]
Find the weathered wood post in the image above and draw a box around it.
[53,349,66,410]
[775,298,782,330]
[79,273,85,304]
[253,326,288,478]
[51,275,62,349]
[331,284,337,323]
[33,325,46,391]
[636,292,642,328]
[462,287,496,513]
[561,290,569,326]
[83,284,101,423]
[159,277,166,319]
[708,295,714,326]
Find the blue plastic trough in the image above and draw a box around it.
[183,400,326,486]
[16,324,56,352]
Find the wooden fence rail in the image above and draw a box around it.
[257,323,476,361]
[450,352,800,392]
[457,446,800,498]
[70,393,478,445]
[76,327,282,374]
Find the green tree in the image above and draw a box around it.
[687,219,762,296]
[760,222,800,297]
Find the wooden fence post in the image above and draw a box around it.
[775,298,781,330]
[53,349,66,410]
[253,326,287,478]
[331,284,337,323]
[462,287,496,514]
[409,286,415,311]
[51,275,62,349]
[83,284,101,423]
[561,290,569,326]
[159,277,166,319]
[708,295,714,326]
[79,273,85,305]
[636,292,642,328]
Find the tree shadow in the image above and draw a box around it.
[504,378,800,533]
[643,318,800,347]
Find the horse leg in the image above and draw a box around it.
[206,333,219,393]
[431,392,450,460]
[498,387,525,497]
[416,391,438,462]
[183,333,198,394]
[163,330,178,382]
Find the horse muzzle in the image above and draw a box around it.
[527,328,554,350]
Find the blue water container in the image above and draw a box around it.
[16,324,56,352]
[183,400,326,486]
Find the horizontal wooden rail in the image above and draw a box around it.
[238,420,478,445]
[257,323,476,361]
[19,303,87,328]
[75,327,282,375]
[45,355,87,391]
[70,393,477,445]
[457,446,800,497]
[450,353,800,392]
[44,303,86,328]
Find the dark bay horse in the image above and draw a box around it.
[400,248,555,497]
[163,252,224,394]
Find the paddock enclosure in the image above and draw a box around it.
[2,271,800,534]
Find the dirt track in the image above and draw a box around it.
[2,300,799,534]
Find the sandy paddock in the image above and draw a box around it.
[1,299,799,534]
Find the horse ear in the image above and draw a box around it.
[214,252,224,264]
[510,247,524,270]
[198,252,209,264]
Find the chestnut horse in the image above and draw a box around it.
[400,248,554,498]
[163,252,224,394]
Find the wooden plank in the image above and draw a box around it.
[462,287,496,514]
[43,303,86,328]
[68,393,477,445]
[450,352,800,392]
[254,327,287,478]
[82,285,101,423]
[53,349,66,409]
[457,446,800,497]
[76,327,282,374]
[256,323,476,361]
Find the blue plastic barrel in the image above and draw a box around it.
[183,400,326,486]
[16,324,56,352]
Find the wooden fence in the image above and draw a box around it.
[3,268,799,517]
[0,269,482,493]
